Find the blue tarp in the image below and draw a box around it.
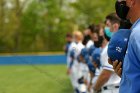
[0,54,66,65]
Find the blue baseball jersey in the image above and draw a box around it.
[120,19,140,93]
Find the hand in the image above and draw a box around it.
[67,68,71,75]
[93,89,101,93]
[87,84,92,92]
[84,79,88,85]
[108,59,122,77]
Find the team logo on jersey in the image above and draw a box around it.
[124,38,128,42]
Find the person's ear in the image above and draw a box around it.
[128,0,135,7]
[113,23,119,31]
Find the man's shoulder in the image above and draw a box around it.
[78,43,85,48]
[101,44,108,55]
[131,19,140,37]
[70,42,77,48]
[130,21,140,41]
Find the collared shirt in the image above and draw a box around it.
[120,19,140,93]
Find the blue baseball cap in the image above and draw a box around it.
[80,48,96,73]
[91,48,101,66]
[108,29,131,62]
[78,48,89,62]
[80,48,89,58]
[87,61,95,73]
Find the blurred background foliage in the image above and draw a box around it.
[0,0,115,52]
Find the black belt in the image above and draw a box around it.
[103,86,119,90]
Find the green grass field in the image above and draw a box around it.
[0,65,73,93]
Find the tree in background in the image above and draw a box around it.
[0,0,115,52]
[71,0,115,29]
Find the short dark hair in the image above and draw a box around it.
[87,24,95,33]
[66,33,72,38]
[94,25,100,35]
[106,13,121,25]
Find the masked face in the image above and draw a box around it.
[104,27,113,38]
[104,27,113,41]
[82,35,91,45]
[115,1,130,20]
[94,41,101,48]
[94,36,104,48]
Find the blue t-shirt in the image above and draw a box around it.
[120,19,140,93]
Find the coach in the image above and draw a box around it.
[109,0,140,93]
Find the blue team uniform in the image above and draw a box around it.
[120,19,140,93]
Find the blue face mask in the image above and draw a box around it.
[104,27,113,38]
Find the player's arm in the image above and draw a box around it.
[87,62,95,85]
[89,71,95,86]
[93,69,113,91]
[67,50,75,75]
[87,71,95,91]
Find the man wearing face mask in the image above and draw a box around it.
[93,25,104,48]
[83,24,95,50]
[109,0,140,93]
[93,13,121,93]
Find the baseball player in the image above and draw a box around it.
[78,48,96,93]
[86,25,104,93]
[68,31,85,93]
[83,24,95,50]
[77,48,91,93]
[88,24,104,56]
[67,40,77,74]
[109,0,140,93]
[93,13,121,93]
